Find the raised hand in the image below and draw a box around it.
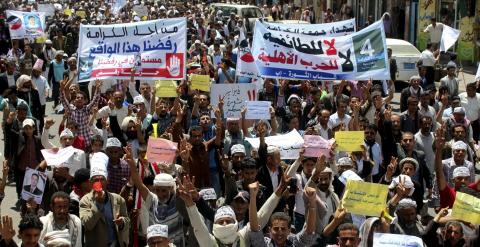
[177,176,194,206]
[434,207,449,223]
[304,186,317,205]
[0,216,15,243]
[218,95,225,111]
[248,182,259,197]
[386,156,398,179]
[334,202,347,220]
[95,79,103,90]
[45,118,55,129]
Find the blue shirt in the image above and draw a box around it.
[96,194,116,245]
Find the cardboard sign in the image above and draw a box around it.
[190,74,211,92]
[451,192,480,225]
[155,80,177,98]
[335,131,364,152]
[211,84,256,118]
[303,135,334,158]
[245,101,271,120]
[245,129,304,159]
[146,138,178,164]
[342,180,388,217]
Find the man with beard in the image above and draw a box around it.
[104,138,130,194]
[18,43,38,75]
[126,146,186,247]
[97,90,129,145]
[223,118,245,156]
[31,59,49,131]
[39,39,56,77]
[390,198,425,237]
[16,75,42,128]
[172,105,222,189]
[224,157,267,209]
[442,124,475,161]
[0,60,20,96]
[39,192,82,247]
[396,132,432,201]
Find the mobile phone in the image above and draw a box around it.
[289,178,298,193]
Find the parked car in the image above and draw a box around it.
[209,3,264,31]
[386,38,421,90]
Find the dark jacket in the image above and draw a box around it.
[5,122,44,169]
[400,87,422,112]
[17,89,42,122]
[0,72,20,96]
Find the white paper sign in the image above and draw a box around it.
[78,18,187,82]
[245,130,304,159]
[252,20,390,81]
[133,5,149,17]
[37,4,56,17]
[440,25,460,52]
[245,101,271,120]
[373,233,424,247]
[21,168,47,204]
[41,146,76,167]
[210,84,257,118]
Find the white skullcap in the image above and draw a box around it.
[199,188,217,201]
[267,145,280,154]
[453,107,465,115]
[22,119,35,128]
[90,152,109,179]
[214,206,236,223]
[147,224,168,240]
[45,39,53,44]
[106,137,122,148]
[452,166,470,178]
[133,95,145,105]
[60,128,74,138]
[16,74,31,88]
[452,141,467,151]
[389,175,415,196]
[153,173,175,187]
[396,198,417,210]
[337,157,353,167]
[230,144,246,155]
[44,229,71,246]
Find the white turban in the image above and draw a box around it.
[452,141,467,151]
[214,206,236,223]
[267,145,280,154]
[396,198,417,211]
[230,144,246,155]
[153,173,175,188]
[60,128,74,138]
[452,166,470,178]
[337,157,353,167]
[147,224,168,240]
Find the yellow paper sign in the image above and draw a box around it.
[76,10,86,19]
[64,9,72,16]
[342,180,388,217]
[335,131,364,152]
[155,80,177,98]
[451,192,480,225]
[190,74,211,92]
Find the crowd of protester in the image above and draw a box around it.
[0,0,478,247]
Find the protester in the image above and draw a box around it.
[0,2,478,247]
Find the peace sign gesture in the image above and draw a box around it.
[386,156,398,180]
[218,95,225,110]
[395,175,410,198]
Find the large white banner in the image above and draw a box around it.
[440,25,460,52]
[6,10,46,39]
[373,233,423,247]
[78,18,186,82]
[245,130,304,159]
[252,20,390,81]
[237,19,356,80]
